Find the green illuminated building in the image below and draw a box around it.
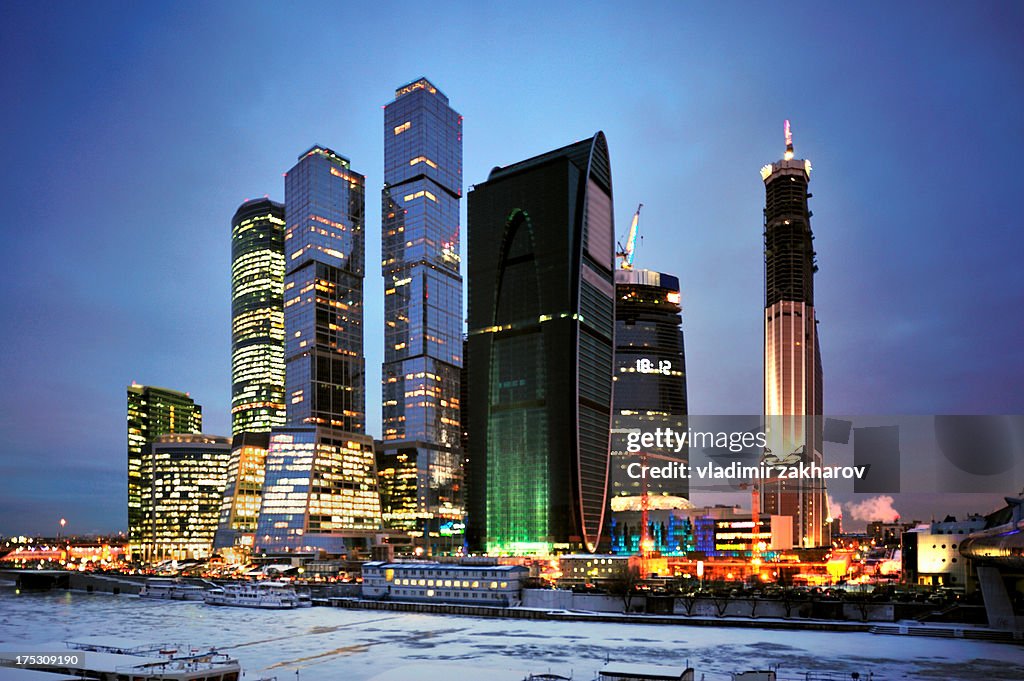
[466,132,616,555]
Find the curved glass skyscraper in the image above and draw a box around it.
[230,198,286,435]
[217,198,286,555]
[467,132,615,554]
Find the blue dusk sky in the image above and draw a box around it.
[1,2,1022,535]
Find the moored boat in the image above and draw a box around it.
[204,581,299,609]
[139,578,208,601]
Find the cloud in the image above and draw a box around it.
[845,495,900,523]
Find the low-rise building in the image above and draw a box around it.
[902,515,986,587]
[560,554,636,583]
[362,561,528,606]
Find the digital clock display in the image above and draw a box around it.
[635,358,672,375]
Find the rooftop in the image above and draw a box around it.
[364,561,528,572]
[393,77,448,104]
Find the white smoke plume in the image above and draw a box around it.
[828,499,843,520]
[845,495,900,523]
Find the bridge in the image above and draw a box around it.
[958,496,1024,631]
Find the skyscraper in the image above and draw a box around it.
[126,384,202,558]
[139,433,231,562]
[216,198,286,555]
[282,146,366,432]
[230,197,286,436]
[609,269,689,508]
[253,146,381,555]
[760,121,828,548]
[466,132,615,555]
[378,78,464,549]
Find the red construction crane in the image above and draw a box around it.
[635,447,685,575]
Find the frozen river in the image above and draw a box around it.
[0,588,1022,680]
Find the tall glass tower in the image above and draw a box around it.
[254,146,381,556]
[378,78,464,551]
[466,132,615,555]
[283,146,366,431]
[126,384,202,558]
[609,269,689,503]
[230,198,286,435]
[760,121,828,548]
[216,198,286,556]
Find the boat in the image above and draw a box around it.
[204,581,299,609]
[0,638,242,680]
[139,578,208,601]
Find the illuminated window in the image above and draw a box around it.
[394,122,411,135]
[409,156,438,169]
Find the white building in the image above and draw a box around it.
[903,516,986,587]
[362,562,529,606]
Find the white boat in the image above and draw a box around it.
[139,578,207,601]
[204,581,299,609]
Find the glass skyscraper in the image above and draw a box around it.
[760,122,828,548]
[609,269,689,507]
[217,198,286,555]
[378,78,464,550]
[282,146,366,431]
[230,197,286,435]
[254,146,382,556]
[126,384,202,558]
[466,132,616,555]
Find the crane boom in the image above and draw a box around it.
[616,203,643,270]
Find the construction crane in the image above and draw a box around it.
[635,447,684,576]
[737,481,762,563]
[616,203,643,270]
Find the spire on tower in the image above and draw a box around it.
[784,119,794,160]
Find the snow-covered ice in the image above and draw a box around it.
[0,589,1021,680]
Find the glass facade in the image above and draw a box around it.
[609,509,695,556]
[284,146,366,432]
[379,78,464,548]
[760,134,828,548]
[126,384,202,558]
[254,427,381,554]
[466,132,615,555]
[214,432,270,552]
[609,269,689,506]
[138,434,230,562]
[231,198,286,435]
[253,146,382,556]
